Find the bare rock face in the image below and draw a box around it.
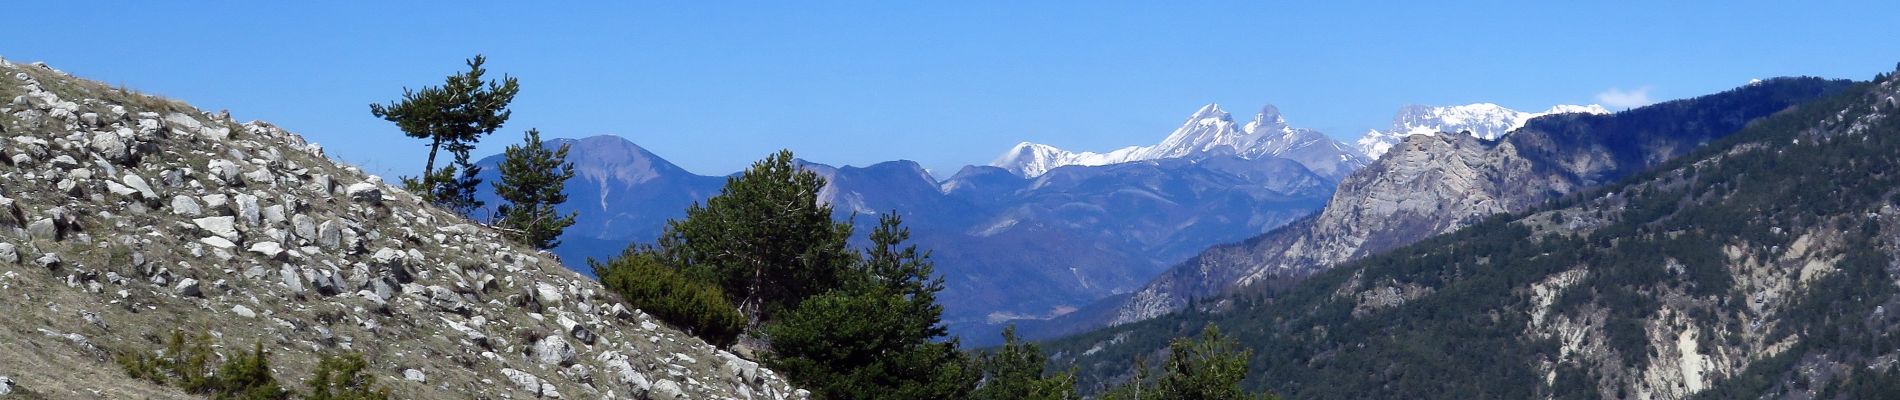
[0,58,807,399]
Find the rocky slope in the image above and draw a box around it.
[1017,76,1853,340]
[0,58,805,399]
[1048,66,1900,399]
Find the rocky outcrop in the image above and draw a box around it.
[0,58,806,399]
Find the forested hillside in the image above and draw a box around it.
[1047,66,1900,399]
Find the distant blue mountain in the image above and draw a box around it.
[474,134,1341,341]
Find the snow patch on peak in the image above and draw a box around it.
[1539,104,1612,115]
[1355,103,1609,159]
[989,103,1364,178]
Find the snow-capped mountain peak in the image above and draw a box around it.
[988,102,1367,179]
[1243,104,1288,135]
[1355,102,1609,159]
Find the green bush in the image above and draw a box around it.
[116,331,288,399]
[594,247,745,347]
[307,353,391,400]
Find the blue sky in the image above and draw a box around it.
[7,2,1899,177]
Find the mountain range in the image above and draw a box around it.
[1014,77,1851,341]
[475,103,1360,340]
[1044,72,1882,398]
[989,104,1367,179]
[476,99,1619,343]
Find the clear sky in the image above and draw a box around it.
[7,2,1899,177]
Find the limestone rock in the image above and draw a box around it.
[234,193,260,225]
[345,182,381,205]
[534,335,576,366]
[502,368,545,396]
[34,253,60,269]
[291,214,316,242]
[192,216,239,241]
[175,278,202,297]
[248,241,285,260]
[120,174,156,200]
[207,159,241,183]
[171,195,202,216]
[90,129,128,163]
[650,379,686,399]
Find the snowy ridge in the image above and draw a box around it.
[1354,103,1610,159]
[990,103,1364,178]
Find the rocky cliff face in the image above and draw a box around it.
[1020,77,1854,339]
[0,58,805,399]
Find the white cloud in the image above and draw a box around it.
[1595,86,1654,109]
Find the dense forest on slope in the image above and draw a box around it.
[1045,70,1900,399]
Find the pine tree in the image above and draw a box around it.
[370,54,519,213]
[495,128,577,250]
[861,213,948,340]
[306,353,391,400]
[972,326,1081,400]
[215,342,289,400]
[1153,325,1273,400]
[593,247,745,347]
[762,212,977,400]
[657,149,854,328]
[1101,325,1276,400]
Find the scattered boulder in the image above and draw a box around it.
[27,218,58,240]
[316,220,342,248]
[175,278,202,297]
[0,242,15,264]
[403,369,426,383]
[232,305,256,318]
[207,159,241,183]
[533,335,576,366]
[535,282,564,308]
[171,195,202,216]
[501,368,545,396]
[248,241,285,261]
[650,379,686,399]
[291,214,317,242]
[192,216,239,241]
[199,236,237,249]
[90,129,128,163]
[34,253,60,269]
[120,174,157,200]
[234,194,260,225]
[345,182,382,205]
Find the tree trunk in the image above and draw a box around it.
[423,137,443,187]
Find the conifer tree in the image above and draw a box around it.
[658,149,854,328]
[495,128,577,250]
[972,326,1081,400]
[307,353,391,400]
[370,54,519,213]
[1103,325,1276,400]
[762,212,977,400]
